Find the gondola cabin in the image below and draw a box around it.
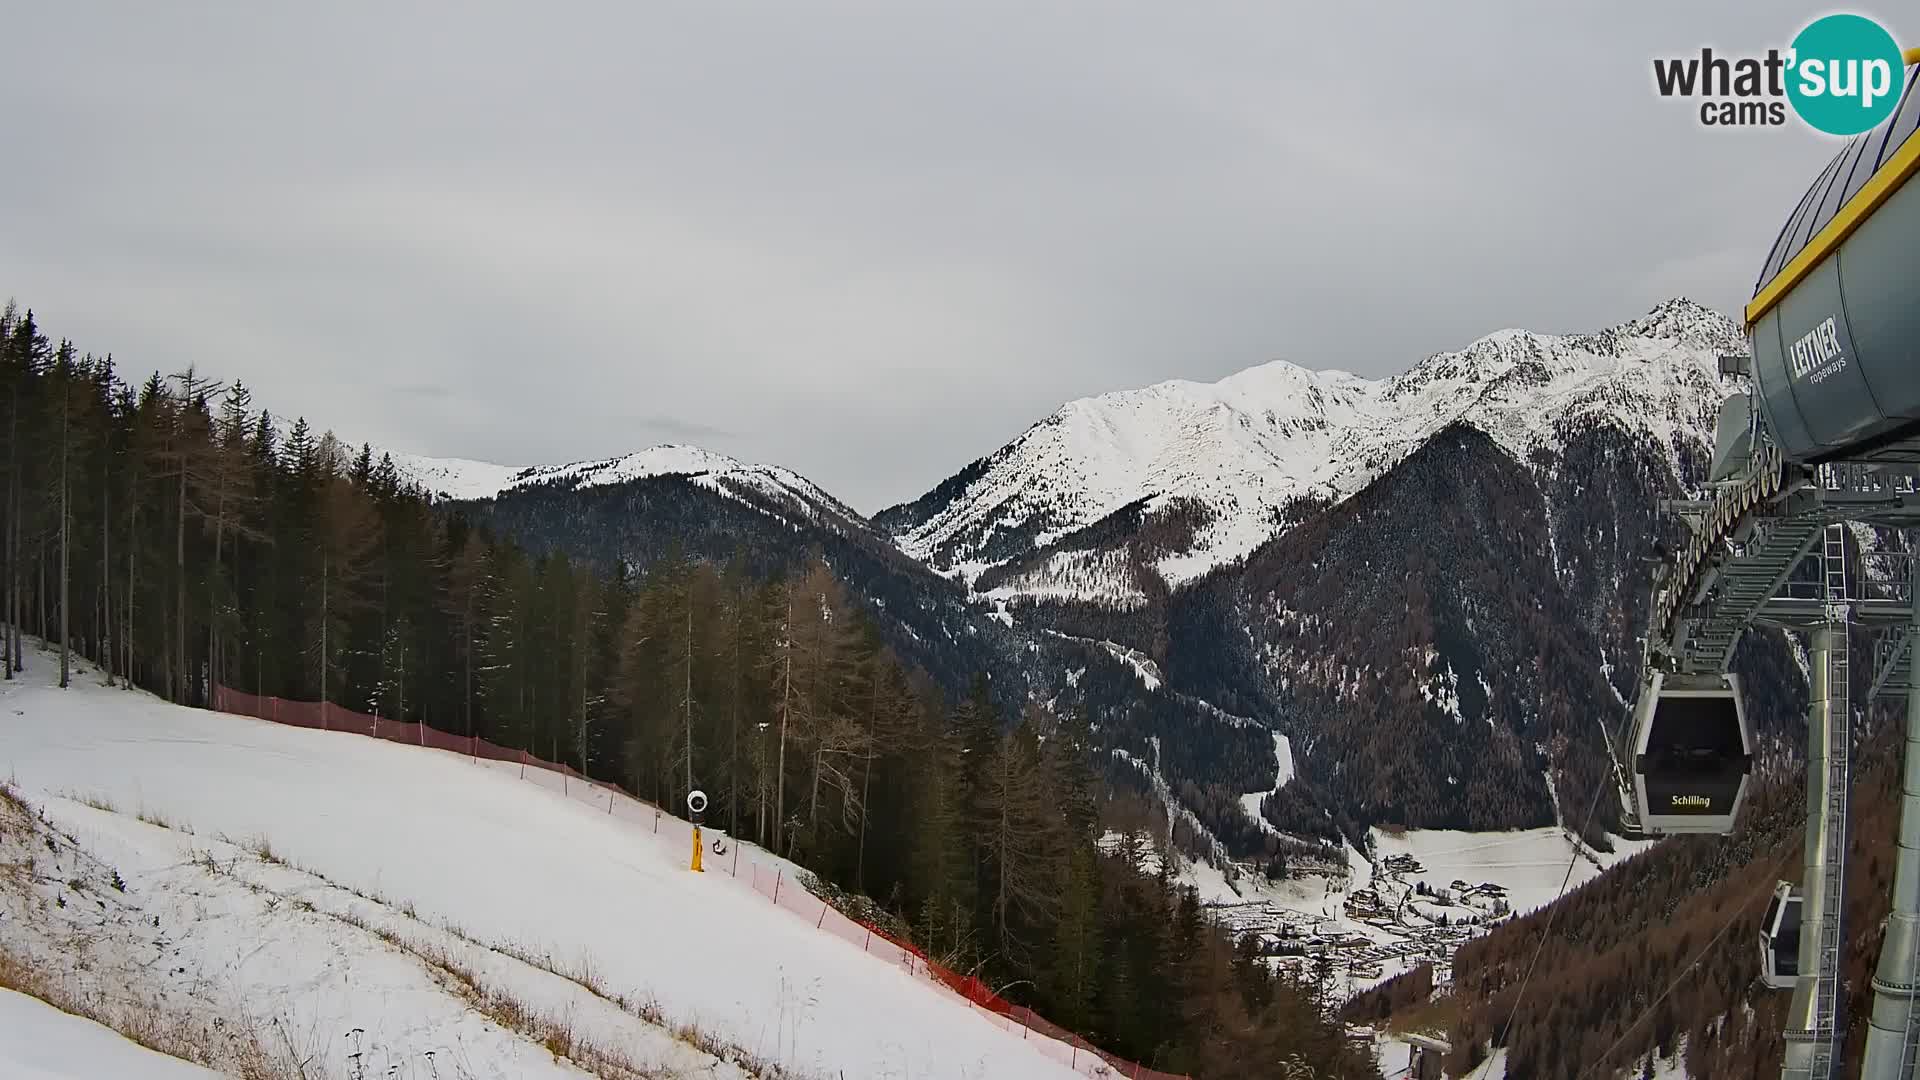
[1631,671,1754,834]
[1760,881,1803,990]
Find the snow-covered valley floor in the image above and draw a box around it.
[1167,781,1657,1024]
[0,648,1088,1080]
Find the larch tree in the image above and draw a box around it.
[309,436,381,719]
[979,719,1067,970]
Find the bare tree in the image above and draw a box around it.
[980,726,1067,968]
[196,381,267,697]
[52,343,76,687]
[444,535,489,741]
[764,557,857,857]
[309,435,381,716]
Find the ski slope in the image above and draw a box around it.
[0,989,222,1080]
[0,652,1087,1080]
[1237,730,1295,836]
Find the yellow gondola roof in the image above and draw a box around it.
[1747,54,1920,328]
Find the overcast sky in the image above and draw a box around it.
[0,3,1878,511]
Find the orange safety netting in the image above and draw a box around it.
[210,686,1189,1080]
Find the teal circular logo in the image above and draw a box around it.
[1786,14,1905,135]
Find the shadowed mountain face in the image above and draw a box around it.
[412,299,1808,851]
[1166,422,1806,841]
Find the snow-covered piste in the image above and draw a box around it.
[0,650,1088,1080]
[0,988,222,1080]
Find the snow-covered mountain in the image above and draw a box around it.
[390,443,865,532]
[879,298,1742,600]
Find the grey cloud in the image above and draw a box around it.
[0,1,1860,511]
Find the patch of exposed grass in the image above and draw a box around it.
[67,791,117,815]
[0,779,30,816]
[135,806,188,833]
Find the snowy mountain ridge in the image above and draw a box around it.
[882,298,1742,595]
[390,443,866,531]
[389,298,1739,609]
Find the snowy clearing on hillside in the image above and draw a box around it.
[0,987,223,1080]
[0,650,1088,1080]
[1099,641,1163,691]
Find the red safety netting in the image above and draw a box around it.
[209,686,1188,1080]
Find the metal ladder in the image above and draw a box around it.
[1811,523,1853,1080]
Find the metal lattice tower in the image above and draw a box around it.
[1774,521,1858,1080]
[1815,525,1851,1079]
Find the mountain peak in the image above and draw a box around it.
[393,442,804,501]
[513,444,750,489]
[1615,297,1745,354]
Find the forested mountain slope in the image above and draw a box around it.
[1165,423,1811,842]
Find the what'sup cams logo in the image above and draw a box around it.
[1654,13,1907,134]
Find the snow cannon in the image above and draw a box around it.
[687,789,708,873]
[1746,58,1920,465]
[1629,671,1753,835]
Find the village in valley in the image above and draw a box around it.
[1202,845,1512,998]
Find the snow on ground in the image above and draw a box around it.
[1178,857,1247,907]
[1367,826,1657,916]
[383,452,532,501]
[1100,641,1163,691]
[1372,1033,1416,1079]
[1189,819,1663,1016]
[1648,1048,1689,1079]
[2,788,743,1079]
[0,650,1087,1080]
[1237,730,1294,836]
[0,988,222,1080]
